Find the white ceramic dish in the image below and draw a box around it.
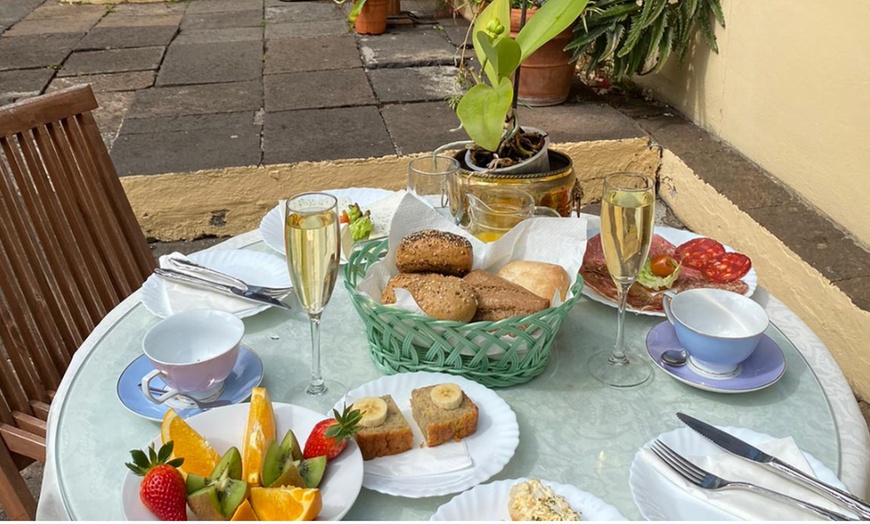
[141,249,292,319]
[629,426,845,520]
[259,188,399,261]
[336,371,519,498]
[430,477,626,521]
[582,216,758,317]
[120,403,364,521]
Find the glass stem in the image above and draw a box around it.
[611,282,632,365]
[307,313,325,395]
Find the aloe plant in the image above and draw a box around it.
[456,0,589,153]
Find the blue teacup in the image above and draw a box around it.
[662,288,768,376]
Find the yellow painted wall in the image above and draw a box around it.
[636,0,870,248]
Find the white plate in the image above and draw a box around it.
[120,403,364,521]
[259,188,399,260]
[141,249,291,319]
[582,216,758,317]
[628,426,845,520]
[336,372,519,498]
[430,477,626,521]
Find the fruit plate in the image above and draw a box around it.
[335,371,519,498]
[582,215,758,317]
[120,403,364,521]
[430,478,626,520]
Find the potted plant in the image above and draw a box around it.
[335,0,389,35]
[445,0,589,174]
[565,0,725,82]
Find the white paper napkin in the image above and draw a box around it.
[640,436,856,520]
[158,252,255,315]
[357,193,587,307]
[363,397,473,478]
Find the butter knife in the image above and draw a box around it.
[677,412,870,519]
[154,268,292,311]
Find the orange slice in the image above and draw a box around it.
[230,498,259,521]
[242,387,276,486]
[249,487,322,521]
[160,409,221,477]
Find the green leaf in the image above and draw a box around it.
[476,33,521,85]
[707,0,726,28]
[515,0,590,62]
[457,79,513,152]
[157,441,173,463]
[348,0,368,24]
[473,0,511,84]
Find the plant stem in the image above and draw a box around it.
[510,2,528,112]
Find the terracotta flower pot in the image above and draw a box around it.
[355,0,389,35]
[510,8,577,106]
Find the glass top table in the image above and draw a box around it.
[40,233,866,521]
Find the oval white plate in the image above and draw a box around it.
[142,249,291,319]
[335,372,519,498]
[582,216,758,317]
[629,426,845,521]
[430,477,626,521]
[259,188,398,259]
[120,403,364,521]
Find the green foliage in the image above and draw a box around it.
[566,0,725,81]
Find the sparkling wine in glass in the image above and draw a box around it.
[588,172,655,387]
[284,192,345,410]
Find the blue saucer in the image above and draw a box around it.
[646,321,786,393]
[117,344,264,421]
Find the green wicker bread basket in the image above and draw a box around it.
[344,239,584,387]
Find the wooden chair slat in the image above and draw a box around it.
[0,426,45,463]
[29,402,50,421]
[10,414,44,439]
[0,85,97,136]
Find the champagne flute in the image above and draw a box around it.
[284,192,345,409]
[588,172,655,387]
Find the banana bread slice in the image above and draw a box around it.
[410,385,479,447]
[353,395,414,460]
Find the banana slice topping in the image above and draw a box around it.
[352,396,388,428]
[430,383,463,410]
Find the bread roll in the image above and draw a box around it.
[381,273,433,304]
[463,270,549,321]
[497,261,571,302]
[393,274,477,322]
[395,229,473,277]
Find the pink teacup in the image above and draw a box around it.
[140,309,244,405]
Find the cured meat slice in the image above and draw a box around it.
[674,238,725,270]
[703,252,752,283]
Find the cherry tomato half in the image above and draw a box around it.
[650,254,678,277]
[339,210,349,224]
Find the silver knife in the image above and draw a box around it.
[154,268,292,311]
[677,412,870,519]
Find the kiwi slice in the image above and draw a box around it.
[297,456,327,489]
[261,430,305,487]
[185,473,208,495]
[187,448,249,520]
[187,485,224,521]
[210,446,243,482]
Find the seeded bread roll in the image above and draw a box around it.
[400,274,478,322]
[395,229,473,277]
[463,270,549,321]
[381,273,433,304]
[497,261,571,303]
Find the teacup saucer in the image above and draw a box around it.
[645,321,786,394]
[116,344,264,421]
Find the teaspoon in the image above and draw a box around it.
[661,349,687,367]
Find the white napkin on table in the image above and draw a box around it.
[363,397,473,478]
[158,252,255,315]
[640,436,856,520]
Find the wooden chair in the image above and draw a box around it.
[0,84,156,519]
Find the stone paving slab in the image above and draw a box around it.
[111,114,262,176]
[0,0,44,26]
[157,40,262,86]
[436,17,471,47]
[264,68,374,111]
[265,19,349,39]
[0,68,55,100]
[368,65,459,103]
[516,100,646,143]
[76,25,178,50]
[265,3,344,22]
[264,36,360,74]
[48,71,156,93]
[25,3,105,20]
[59,46,165,77]
[3,17,97,36]
[97,14,184,28]
[381,101,462,155]
[119,111,258,135]
[0,32,83,71]
[263,106,394,163]
[837,278,870,311]
[109,3,189,17]
[180,10,264,30]
[127,80,263,118]
[92,90,135,148]
[359,29,456,69]
[186,0,263,15]
[174,27,262,44]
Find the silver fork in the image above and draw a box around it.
[166,256,292,298]
[650,439,856,521]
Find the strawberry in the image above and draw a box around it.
[303,404,363,460]
[126,441,188,521]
